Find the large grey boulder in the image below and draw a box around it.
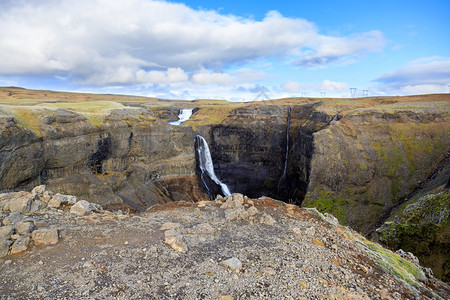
[70,200,92,216]
[0,225,14,240]
[0,240,13,257]
[10,236,30,254]
[15,221,34,235]
[2,192,32,213]
[47,193,77,208]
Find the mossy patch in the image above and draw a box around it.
[303,186,348,224]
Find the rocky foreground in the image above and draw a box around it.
[0,187,449,299]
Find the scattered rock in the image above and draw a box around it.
[32,228,59,246]
[305,226,315,236]
[164,230,187,252]
[192,223,215,234]
[0,240,13,257]
[395,249,420,266]
[224,208,246,221]
[31,185,46,199]
[259,213,276,226]
[70,200,92,216]
[220,257,242,272]
[2,213,25,226]
[48,193,77,208]
[160,222,181,231]
[247,206,258,216]
[7,193,32,213]
[15,221,34,235]
[231,193,244,204]
[41,191,53,203]
[312,239,325,247]
[10,236,30,254]
[0,225,15,240]
[29,200,47,213]
[324,213,340,226]
[218,296,234,300]
[261,267,276,275]
[290,227,302,236]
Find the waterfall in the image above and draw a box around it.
[331,114,339,122]
[195,135,231,199]
[278,105,291,194]
[169,108,193,125]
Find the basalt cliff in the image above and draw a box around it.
[0,87,449,281]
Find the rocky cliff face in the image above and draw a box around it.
[1,89,449,279]
[0,105,208,211]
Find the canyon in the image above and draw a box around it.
[0,87,449,280]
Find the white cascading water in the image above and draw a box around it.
[278,105,291,193]
[195,135,231,197]
[169,108,193,125]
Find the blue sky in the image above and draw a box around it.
[0,0,449,101]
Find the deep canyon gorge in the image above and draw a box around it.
[0,87,449,280]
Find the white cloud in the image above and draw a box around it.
[0,0,385,86]
[292,31,385,68]
[191,69,233,85]
[374,57,450,94]
[282,81,301,93]
[320,80,349,92]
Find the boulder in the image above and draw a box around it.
[15,221,34,235]
[41,191,53,203]
[0,240,13,258]
[29,200,47,213]
[4,192,32,213]
[259,213,276,226]
[32,228,59,246]
[164,230,187,252]
[48,193,77,208]
[70,200,92,216]
[2,213,25,226]
[220,257,242,272]
[10,236,30,254]
[31,185,46,199]
[0,226,15,240]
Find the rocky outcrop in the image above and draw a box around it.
[375,162,450,282]
[0,185,115,257]
[303,105,449,234]
[0,189,448,298]
[0,107,209,211]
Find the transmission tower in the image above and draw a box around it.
[301,92,307,97]
[253,91,270,101]
[363,90,369,97]
[320,92,326,97]
[350,88,357,98]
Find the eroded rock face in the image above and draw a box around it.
[303,109,450,234]
[0,108,208,211]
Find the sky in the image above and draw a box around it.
[0,0,449,101]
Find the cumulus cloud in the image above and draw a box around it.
[292,31,385,68]
[191,69,233,85]
[282,81,301,93]
[374,57,450,94]
[282,80,349,95]
[320,80,349,92]
[0,0,385,86]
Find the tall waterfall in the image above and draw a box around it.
[278,105,291,194]
[169,108,193,125]
[195,135,231,199]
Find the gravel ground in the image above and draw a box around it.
[0,194,449,299]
